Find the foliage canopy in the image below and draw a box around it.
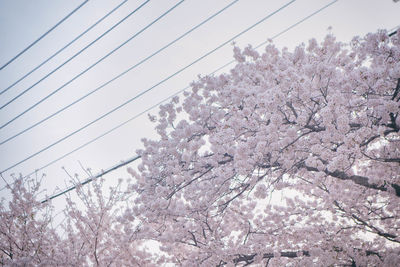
[1,30,400,266]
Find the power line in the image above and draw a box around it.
[0,0,150,111]
[0,0,241,146]
[0,0,337,192]
[31,1,339,198]
[40,155,141,203]
[5,0,387,201]
[22,89,183,181]
[389,25,399,36]
[0,86,185,195]
[0,0,128,97]
[256,0,338,48]
[2,0,338,192]
[211,0,339,74]
[40,1,344,204]
[0,0,295,175]
[0,0,89,71]
[0,0,182,130]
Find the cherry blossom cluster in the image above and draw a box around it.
[131,30,400,266]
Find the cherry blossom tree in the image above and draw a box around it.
[0,30,399,266]
[54,176,153,266]
[0,175,154,266]
[0,176,59,266]
[129,30,400,266]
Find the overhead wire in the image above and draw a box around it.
[211,0,339,74]
[0,0,89,71]
[23,89,183,180]
[0,0,129,97]
[389,25,399,36]
[40,155,141,203]
[0,0,338,193]
[0,0,150,111]
[0,0,295,175]
[0,0,241,146]
[388,24,400,33]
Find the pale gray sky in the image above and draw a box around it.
[0,0,399,200]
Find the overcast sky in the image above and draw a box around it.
[0,0,399,202]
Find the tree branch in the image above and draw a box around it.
[232,250,310,265]
[391,78,400,101]
[297,162,400,197]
